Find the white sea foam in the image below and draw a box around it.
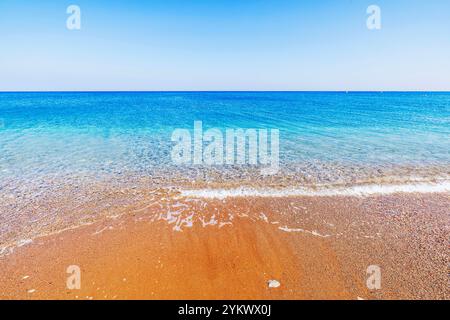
[179,181,450,199]
[17,239,33,247]
[279,226,331,238]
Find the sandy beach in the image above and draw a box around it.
[0,190,448,300]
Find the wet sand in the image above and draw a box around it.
[0,193,448,300]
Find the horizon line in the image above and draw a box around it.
[1,90,450,93]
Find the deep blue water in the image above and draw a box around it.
[0,92,449,184]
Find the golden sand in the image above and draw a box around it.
[0,193,448,300]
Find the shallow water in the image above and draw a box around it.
[1,92,449,249]
[1,92,449,183]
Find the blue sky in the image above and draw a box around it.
[0,0,449,91]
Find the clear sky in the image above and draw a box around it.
[1,0,449,91]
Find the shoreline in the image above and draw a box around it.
[179,180,450,199]
[0,192,448,300]
[2,178,449,257]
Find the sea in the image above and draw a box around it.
[1,91,449,251]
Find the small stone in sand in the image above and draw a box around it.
[267,280,280,288]
[27,289,36,294]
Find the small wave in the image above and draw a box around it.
[179,181,450,199]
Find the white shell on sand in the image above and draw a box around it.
[267,280,280,288]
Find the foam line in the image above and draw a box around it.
[179,181,450,199]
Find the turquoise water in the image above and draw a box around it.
[1,91,449,249]
[1,92,449,183]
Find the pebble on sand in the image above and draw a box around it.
[267,280,281,288]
